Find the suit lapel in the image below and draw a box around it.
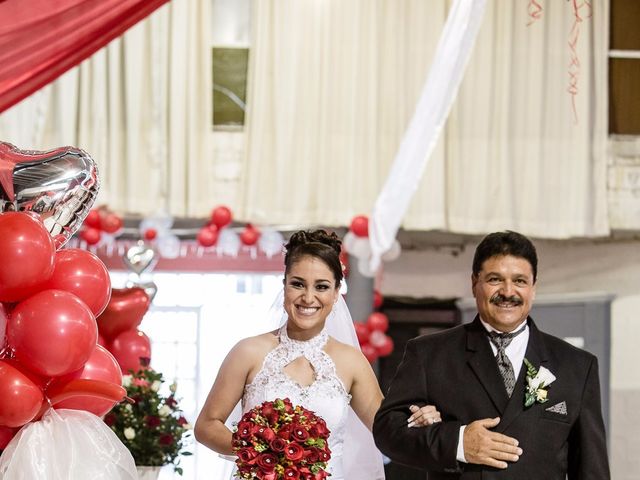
[497,318,550,432]
[466,317,509,414]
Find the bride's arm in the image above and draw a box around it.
[194,339,256,455]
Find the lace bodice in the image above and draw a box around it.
[242,324,351,478]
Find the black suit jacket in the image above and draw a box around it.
[373,317,610,479]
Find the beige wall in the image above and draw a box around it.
[382,238,640,478]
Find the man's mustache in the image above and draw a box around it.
[490,293,523,305]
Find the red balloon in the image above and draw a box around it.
[96,287,150,340]
[8,290,97,377]
[373,290,383,309]
[360,343,378,363]
[211,205,232,229]
[367,312,389,332]
[80,227,101,245]
[339,250,349,277]
[375,335,394,357]
[84,209,102,229]
[98,334,107,347]
[350,215,369,237]
[45,249,112,316]
[41,379,125,420]
[240,225,260,246]
[101,213,123,234]
[0,360,44,427]
[0,425,17,449]
[110,329,152,373]
[368,330,387,348]
[354,322,370,345]
[0,212,56,302]
[197,226,219,247]
[49,344,122,416]
[143,228,157,241]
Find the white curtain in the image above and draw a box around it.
[0,0,212,217]
[241,0,610,238]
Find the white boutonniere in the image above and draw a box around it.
[523,358,556,408]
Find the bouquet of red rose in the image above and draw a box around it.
[232,398,331,480]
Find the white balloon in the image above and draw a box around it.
[343,231,357,252]
[350,237,372,260]
[381,240,402,262]
[258,229,285,257]
[156,234,181,259]
[139,212,174,237]
[357,257,377,277]
[218,229,241,257]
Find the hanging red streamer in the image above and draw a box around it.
[526,0,543,26]
[567,0,593,124]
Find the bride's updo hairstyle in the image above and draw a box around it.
[284,230,343,285]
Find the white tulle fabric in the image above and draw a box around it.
[0,409,137,479]
[227,291,385,480]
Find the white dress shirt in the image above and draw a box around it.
[455,319,529,463]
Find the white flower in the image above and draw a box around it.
[169,382,178,394]
[158,405,172,417]
[124,427,136,440]
[183,422,193,430]
[124,404,133,413]
[151,380,162,392]
[122,375,132,388]
[528,365,556,390]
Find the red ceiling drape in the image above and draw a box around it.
[0,0,170,113]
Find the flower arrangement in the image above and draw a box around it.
[104,368,192,475]
[523,358,556,408]
[232,398,331,480]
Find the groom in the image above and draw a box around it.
[373,231,610,479]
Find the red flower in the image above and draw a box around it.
[256,453,278,473]
[284,467,300,479]
[146,415,161,428]
[278,423,294,440]
[165,396,177,408]
[256,426,276,442]
[159,434,174,446]
[237,420,256,440]
[291,424,309,442]
[260,402,280,424]
[237,447,259,465]
[177,416,188,426]
[104,413,116,427]
[269,437,287,452]
[284,442,304,461]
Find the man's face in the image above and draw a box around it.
[472,254,536,333]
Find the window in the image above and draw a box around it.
[609,0,640,134]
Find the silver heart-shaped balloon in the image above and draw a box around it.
[123,241,158,275]
[0,142,99,248]
[125,279,158,303]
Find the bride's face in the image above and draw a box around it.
[283,255,340,340]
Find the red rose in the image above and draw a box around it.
[146,415,161,428]
[165,396,177,408]
[291,424,309,442]
[282,398,294,414]
[177,416,188,426]
[237,447,259,465]
[260,402,280,425]
[258,473,277,480]
[104,413,116,427]
[159,434,174,446]
[237,420,255,440]
[278,424,294,440]
[256,453,278,473]
[314,471,329,480]
[256,426,276,442]
[284,442,304,461]
[309,420,328,438]
[284,467,300,479]
[270,437,287,452]
[304,447,321,463]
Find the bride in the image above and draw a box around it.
[194,230,440,479]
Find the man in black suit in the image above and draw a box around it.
[373,231,610,479]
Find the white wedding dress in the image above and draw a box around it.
[241,324,350,479]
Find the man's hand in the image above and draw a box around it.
[463,417,522,469]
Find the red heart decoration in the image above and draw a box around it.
[96,287,150,340]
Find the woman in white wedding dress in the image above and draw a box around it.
[195,230,440,479]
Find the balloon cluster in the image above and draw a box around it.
[79,207,124,246]
[0,212,125,451]
[196,205,285,258]
[343,215,402,277]
[354,307,394,364]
